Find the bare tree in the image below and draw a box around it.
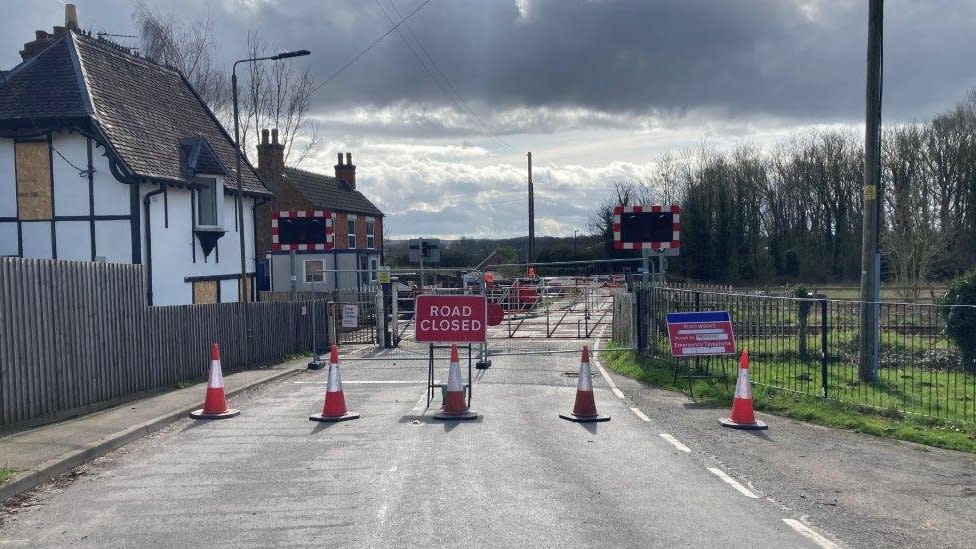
[133,7,319,166]
[134,6,227,113]
[238,32,320,166]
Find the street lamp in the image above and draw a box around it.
[231,49,310,364]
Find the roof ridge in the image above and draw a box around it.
[0,31,70,82]
[284,165,337,179]
[74,31,182,75]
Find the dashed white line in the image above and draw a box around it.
[629,406,651,422]
[707,467,759,499]
[411,391,429,414]
[659,433,691,453]
[783,519,841,549]
[595,364,626,399]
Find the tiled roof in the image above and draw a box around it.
[0,31,270,197]
[283,167,383,217]
[0,35,89,120]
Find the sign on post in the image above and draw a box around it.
[665,311,736,356]
[378,266,391,284]
[415,295,487,343]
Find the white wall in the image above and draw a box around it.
[21,221,52,258]
[55,221,91,261]
[52,132,89,217]
[144,183,256,306]
[0,223,16,256]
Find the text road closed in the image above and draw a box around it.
[415,295,487,343]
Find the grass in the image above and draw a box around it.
[0,465,15,483]
[603,343,976,453]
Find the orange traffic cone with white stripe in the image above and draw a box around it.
[190,343,240,419]
[559,346,610,422]
[309,345,360,422]
[433,345,478,420]
[719,349,767,430]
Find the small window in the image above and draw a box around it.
[347,218,356,248]
[196,177,219,227]
[370,258,378,281]
[304,259,325,283]
[366,219,375,249]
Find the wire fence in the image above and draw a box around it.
[631,284,976,423]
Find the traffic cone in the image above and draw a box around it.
[719,349,768,430]
[310,345,360,422]
[559,346,610,422]
[190,343,240,419]
[433,345,478,420]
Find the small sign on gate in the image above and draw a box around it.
[341,304,359,328]
[665,311,736,356]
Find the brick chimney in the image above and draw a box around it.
[256,128,285,192]
[335,152,356,190]
[20,4,80,61]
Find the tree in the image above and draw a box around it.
[940,270,976,373]
[133,6,318,166]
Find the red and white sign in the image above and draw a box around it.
[271,210,334,252]
[415,295,487,343]
[665,311,736,356]
[612,204,680,251]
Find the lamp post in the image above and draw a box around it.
[231,49,309,365]
[573,229,578,256]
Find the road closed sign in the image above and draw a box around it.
[415,295,487,343]
[665,311,736,356]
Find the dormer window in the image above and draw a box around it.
[196,176,222,228]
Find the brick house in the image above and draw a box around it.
[254,129,384,292]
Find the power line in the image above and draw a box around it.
[383,0,519,155]
[310,0,432,95]
[0,69,91,176]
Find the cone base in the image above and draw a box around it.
[190,408,240,420]
[559,412,610,423]
[309,412,360,422]
[719,417,768,430]
[433,409,479,420]
[475,360,492,369]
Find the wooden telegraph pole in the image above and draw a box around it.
[858,0,883,382]
[527,152,535,268]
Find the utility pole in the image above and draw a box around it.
[527,152,535,268]
[858,0,883,382]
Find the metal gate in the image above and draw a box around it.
[331,288,378,345]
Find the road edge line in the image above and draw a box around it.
[659,433,691,452]
[782,519,841,549]
[707,467,759,499]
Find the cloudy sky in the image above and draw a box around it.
[3,1,975,239]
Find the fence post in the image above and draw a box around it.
[391,280,399,347]
[820,298,829,398]
[375,289,386,349]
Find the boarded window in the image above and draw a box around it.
[16,141,52,220]
[192,280,218,304]
[304,260,325,283]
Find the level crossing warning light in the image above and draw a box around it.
[613,204,680,254]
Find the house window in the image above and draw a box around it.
[370,258,378,281]
[196,176,219,227]
[304,259,325,283]
[366,219,375,249]
[347,218,356,249]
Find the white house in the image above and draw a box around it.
[0,13,272,305]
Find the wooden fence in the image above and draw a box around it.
[0,257,329,429]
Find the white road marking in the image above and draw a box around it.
[783,519,841,549]
[411,391,429,413]
[293,380,424,385]
[707,467,759,499]
[595,364,626,399]
[659,433,691,453]
[629,406,651,422]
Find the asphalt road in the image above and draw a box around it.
[0,338,831,548]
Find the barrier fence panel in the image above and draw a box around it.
[629,283,976,423]
[0,257,331,429]
[332,288,378,345]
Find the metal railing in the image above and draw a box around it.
[631,284,976,423]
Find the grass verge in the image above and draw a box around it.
[0,465,14,484]
[602,343,976,453]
